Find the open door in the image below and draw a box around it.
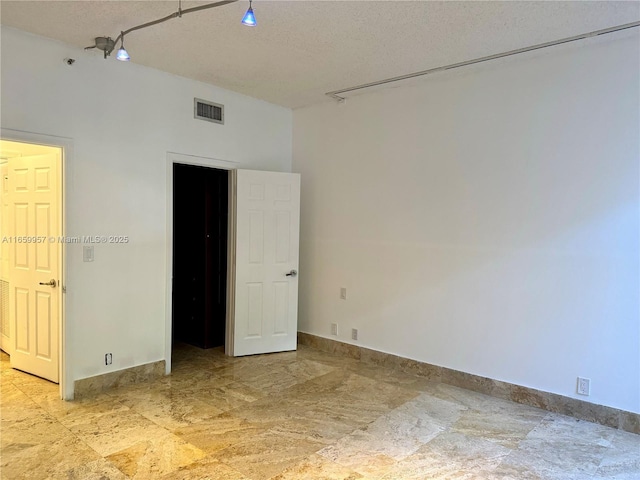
[227,169,300,356]
[6,151,61,382]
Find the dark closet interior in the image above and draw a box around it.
[172,163,228,349]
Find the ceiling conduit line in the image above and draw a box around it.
[84,0,242,59]
[325,21,640,102]
[115,0,238,44]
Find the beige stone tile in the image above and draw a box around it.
[75,360,165,397]
[0,382,24,400]
[594,427,640,479]
[430,382,509,409]
[173,412,268,455]
[1,343,635,480]
[281,369,416,428]
[65,408,171,456]
[378,431,511,480]
[54,395,131,427]
[280,367,354,398]
[346,360,440,392]
[512,414,613,476]
[310,394,394,429]
[208,359,335,396]
[296,345,360,370]
[226,393,311,423]
[63,458,130,480]
[451,399,547,449]
[317,403,446,473]
[160,455,249,480]
[363,408,445,458]
[485,456,546,480]
[74,374,106,398]
[11,374,59,398]
[442,367,498,397]
[0,384,44,422]
[270,417,358,446]
[106,432,207,479]
[159,457,252,480]
[209,427,326,480]
[178,381,265,411]
[43,393,129,423]
[272,453,365,480]
[3,367,48,386]
[318,439,397,480]
[160,367,236,389]
[110,386,225,430]
[334,371,418,409]
[0,434,101,480]
[495,450,600,480]
[618,411,640,435]
[395,392,468,428]
[396,356,443,381]
[317,429,399,474]
[1,408,72,447]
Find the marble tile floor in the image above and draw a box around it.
[1,345,638,480]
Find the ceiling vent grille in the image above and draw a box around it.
[194,98,224,125]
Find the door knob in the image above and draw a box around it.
[39,279,57,288]
[286,270,297,277]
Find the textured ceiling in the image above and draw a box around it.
[1,1,639,108]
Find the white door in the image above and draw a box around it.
[7,152,61,382]
[227,169,300,356]
[1,159,11,354]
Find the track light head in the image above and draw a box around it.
[116,47,130,61]
[116,32,130,61]
[241,1,256,26]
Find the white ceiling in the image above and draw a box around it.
[1,1,638,108]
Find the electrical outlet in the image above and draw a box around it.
[577,377,590,396]
[105,353,112,366]
[340,287,347,300]
[331,323,338,336]
[351,328,358,341]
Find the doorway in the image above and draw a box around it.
[0,139,64,386]
[165,153,302,372]
[172,163,229,352]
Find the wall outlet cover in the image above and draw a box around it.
[577,377,591,396]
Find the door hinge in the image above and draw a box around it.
[62,285,67,293]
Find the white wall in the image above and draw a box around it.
[1,27,292,397]
[293,32,640,413]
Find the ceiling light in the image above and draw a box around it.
[241,0,256,27]
[85,0,250,60]
[115,33,130,61]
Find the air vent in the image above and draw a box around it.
[194,98,224,125]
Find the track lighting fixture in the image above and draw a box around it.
[115,32,130,61]
[241,0,256,26]
[85,0,256,60]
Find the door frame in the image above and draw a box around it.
[0,127,71,400]
[164,151,238,374]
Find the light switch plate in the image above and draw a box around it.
[83,246,94,262]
